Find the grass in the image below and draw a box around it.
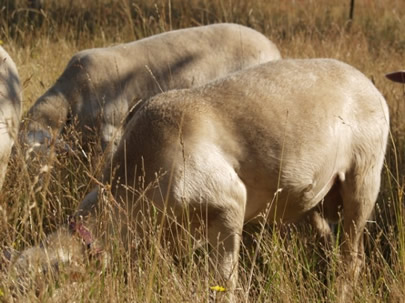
[1,0,405,302]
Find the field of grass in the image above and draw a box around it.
[0,0,405,302]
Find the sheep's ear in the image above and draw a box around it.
[386,71,405,83]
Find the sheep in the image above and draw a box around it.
[23,23,281,157]
[0,46,22,190]
[11,58,389,302]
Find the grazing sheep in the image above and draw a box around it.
[0,46,21,190]
[11,59,389,302]
[24,23,281,156]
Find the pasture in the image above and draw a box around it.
[0,0,404,302]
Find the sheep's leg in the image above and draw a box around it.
[337,166,381,302]
[203,176,246,303]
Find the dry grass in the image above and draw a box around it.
[0,0,405,302]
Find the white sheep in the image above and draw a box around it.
[24,23,281,156]
[0,46,22,190]
[11,58,389,302]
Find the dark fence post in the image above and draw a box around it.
[349,0,355,21]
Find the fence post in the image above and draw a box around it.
[349,0,355,21]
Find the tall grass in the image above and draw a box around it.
[0,0,405,302]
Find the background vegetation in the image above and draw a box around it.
[0,0,404,302]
